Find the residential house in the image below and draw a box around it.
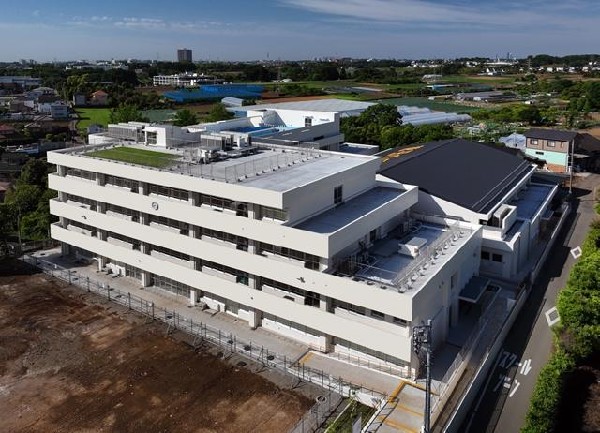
[523,128,600,173]
[89,90,109,106]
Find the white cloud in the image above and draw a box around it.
[280,0,595,28]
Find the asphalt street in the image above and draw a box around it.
[462,174,600,433]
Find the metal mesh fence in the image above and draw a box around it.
[22,255,384,432]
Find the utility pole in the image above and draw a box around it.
[568,139,574,195]
[412,320,433,433]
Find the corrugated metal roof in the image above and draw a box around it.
[379,139,534,214]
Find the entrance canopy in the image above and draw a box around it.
[459,275,490,303]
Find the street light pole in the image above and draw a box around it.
[412,320,433,433]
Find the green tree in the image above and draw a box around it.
[18,158,51,189]
[172,109,198,127]
[340,104,402,146]
[204,103,234,122]
[109,104,148,124]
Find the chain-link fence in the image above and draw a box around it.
[288,390,343,433]
[23,255,385,432]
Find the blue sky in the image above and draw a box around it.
[2,0,599,61]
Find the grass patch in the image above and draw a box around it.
[76,108,112,132]
[325,400,376,432]
[86,146,177,168]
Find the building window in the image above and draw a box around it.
[334,185,343,205]
[530,139,538,145]
[393,317,408,327]
[481,251,490,260]
[370,310,385,320]
[304,291,320,307]
[147,131,158,145]
[492,253,503,262]
[262,206,287,221]
[369,229,377,244]
[305,117,312,127]
[547,141,556,147]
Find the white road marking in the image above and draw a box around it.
[520,359,532,376]
[570,246,582,259]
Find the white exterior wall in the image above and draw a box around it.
[143,125,202,147]
[49,146,482,364]
[51,224,414,360]
[411,228,481,348]
[284,157,380,224]
[268,110,338,127]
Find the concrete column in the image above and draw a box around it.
[58,191,67,201]
[97,202,107,214]
[96,173,106,187]
[97,255,107,271]
[140,213,150,226]
[60,242,70,256]
[247,275,261,291]
[141,271,152,287]
[97,229,107,242]
[248,203,261,220]
[247,239,257,255]
[320,334,333,353]
[57,165,67,176]
[248,308,263,329]
[97,229,108,241]
[192,258,202,271]
[141,243,151,255]
[138,182,148,195]
[320,296,333,313]
[189,191,200,206]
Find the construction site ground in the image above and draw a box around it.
[0,260,319,433]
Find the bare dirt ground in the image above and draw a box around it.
[0,260,315,433]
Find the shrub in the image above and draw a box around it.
[522,350,575,433]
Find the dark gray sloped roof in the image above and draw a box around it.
[577,133,600,153]
[379,139,534,214]
[523,128,578,142]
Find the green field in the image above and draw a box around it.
[379,97,481,113]
[76,108,111,131]
[86,146,177,168]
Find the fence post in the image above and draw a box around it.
[127,292,131,310]
[107,284,111,300]
[68,270,71,285]
[86,276,90,292]
[151,302,155,319]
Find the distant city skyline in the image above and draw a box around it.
[2,0,599,62]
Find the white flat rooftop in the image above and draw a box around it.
[296,187,404,233]
[233,98,375,113]
[512,183,556,219]
[72,144,375,192]
[351,223,474,297]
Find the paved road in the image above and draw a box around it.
[463,174,600,433]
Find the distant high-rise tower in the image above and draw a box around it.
[177,48,192,63]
